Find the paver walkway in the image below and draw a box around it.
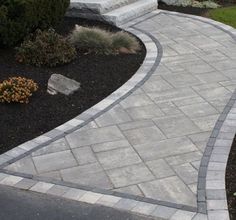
[1,10,236,220]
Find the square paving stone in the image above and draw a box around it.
[151,205,177,219]
[32,150,77,174]
[66,126,124,148]
[179,102,218,118]
[106,163,154,188]
[120,94,153,109]
[60,163,112,189]
[146,159,175,179]
[96,147,141,170]
[126,104,164,120]
[139,176,197,207]
[153,115,201,138]
[122,126,165,146]
[72,146,97,165]
[95,105,132,127]
[133,137,198,162]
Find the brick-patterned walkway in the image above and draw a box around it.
[1,10,236,220]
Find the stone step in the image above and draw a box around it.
[67,0,157,26]
[102,0,157,25]
[69,0,137,14]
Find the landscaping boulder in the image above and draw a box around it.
[47,74,80,95]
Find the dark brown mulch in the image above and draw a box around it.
[226,136,236,220]
[0,17,146,154]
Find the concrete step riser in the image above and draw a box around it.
[69,0,138,14]
[67,0,158,26]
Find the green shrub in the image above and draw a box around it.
[111,31,140,52]
[0,0,70,47]
[69,25,113,55]
[69,25,140,55]
[0,76,38,104]
[16,29,76,67]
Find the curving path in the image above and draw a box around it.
[1,10,236,220]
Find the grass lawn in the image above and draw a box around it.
[207,6,236,28]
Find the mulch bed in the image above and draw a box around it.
[226,136,236,220]
[0,17,146,154]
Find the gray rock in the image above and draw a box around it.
[47,74,80,95]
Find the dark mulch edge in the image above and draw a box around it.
[0,17,146,154]
[226,136,236,220]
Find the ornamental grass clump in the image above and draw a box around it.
[111,31,140,53]
[69,25,140,54]
[0,77,38,104]
[16,29,76,67]
[69,25,113,54]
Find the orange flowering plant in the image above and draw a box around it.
[0,77,38,104]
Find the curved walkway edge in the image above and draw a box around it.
[0,10,236,220]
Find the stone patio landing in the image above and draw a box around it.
[4,12,236,210]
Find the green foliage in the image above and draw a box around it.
[0,0,70,47]
[69,25,140,55]
[111,31,140,52]
[16,29,76,67]
[208,6,236,28]
[0,76,38,104]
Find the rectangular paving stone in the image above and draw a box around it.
[62,188,86,200]
[95,105,132,127]
[113,198,138,211]
[106,163,154,188]
[206,180,225,190]
[72,146,97,165]
[139,176,196,207]
[179,103,218,118]
[96,147,141,170]
[142,75,173,93]
[206,189,227,200]
[192,213,208,220]
[118,120,155,131]
[14,178,37,190]
[173,96,205,107]
[61,163,112,189]
[208,210,230,220]
[92,140,131,152]
[151,205,177,219]
[32,150,77,174]
[126,104,165,120]
[191,114,219,131]
[122,125,165,146]
[147,87,197,103]
[133,137,198,162]
[162,73,202,88]
[196,87,231,101]
[170,210,196,220]
[79,192,103,204]
[113,185,143,196]
[47,185,70,196]
[32,138,69,157]
[153,115,201,138]
[66,126,124,148]
[0,175,23,186]
[96,195,121,207]
[131,202,157,215]
[165,151,202,166]
[0,154,12,165]
[207,199,228,210]
[173,163,198,184]
[6,157,37,175]
[195,71,229,83]
[146,159,175,179]
[30,182,54,193]
[120,94,153,109]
